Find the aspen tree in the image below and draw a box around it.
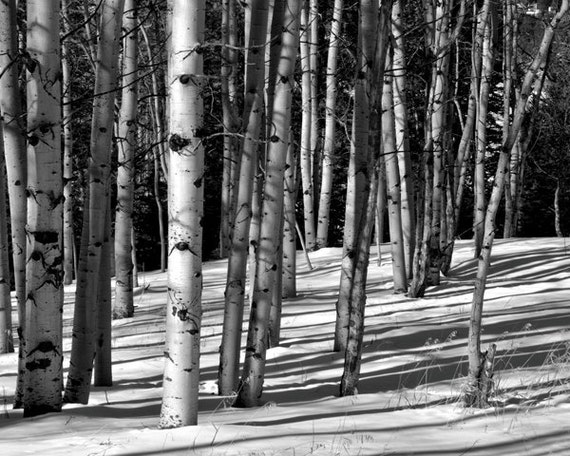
[465,0,569,407]
[219,0,240,258]
[334,0,379,353]
[62,0,75,286]
[140,24,167,271]
[473,5,495,258]
[340,0,392,395]
[391,0,415,277]
[0,128,13,354]
[382,44,407,293]
[217,0,270,397]
[0,0,27,407]
[23,0,64,417]
[114,0,138,319]
[234,0,301,407]
[317,0,343,249]
[159,0,205,428]
[65,0,125,404]
[282,137,297,299]
[300,3,316,251]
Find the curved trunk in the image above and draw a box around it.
[465,0,569,407]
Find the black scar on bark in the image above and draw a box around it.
[169,134,190,152]
[33,231,59,244]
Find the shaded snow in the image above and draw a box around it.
[1,238,570,455]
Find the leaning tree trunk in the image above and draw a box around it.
[234,0,301,408]
[158,0,205,429]
[23,0,64,417]
[217,0,270,397]
[114,0,138,320]
[464,0,569,408]
[316,0,343,249]
[0,0,28,408]
[334,0,380,353]
[64,0,125,405]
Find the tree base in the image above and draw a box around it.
[464,343,497,408]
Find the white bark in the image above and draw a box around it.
[159,0,205,428]
[23,0,63,417]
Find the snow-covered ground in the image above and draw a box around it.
[2,238,570,455]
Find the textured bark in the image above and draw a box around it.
[159,0,205,428]
[140,24,167,272]
[217,0,270,397]
[282,137,297,298]
[114,0,137,320]
[391,0,415,277]
[234,0,301,407]
[94,204,112,387]
[0,128,13,354]
[465,0,569,407]
[473,6,495,258]
[382,45,407,293]
[219,0,240,258]
[23,0,64,417]
[62,0,75,286]
[316,0,343,249]
[502,0,516,238]
[0,0,27,407]
[299,4,316,252]
[65,0,124,404]
[334,0,379,353]
[339,0,391,396]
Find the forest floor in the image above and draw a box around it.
[1,238,570,455]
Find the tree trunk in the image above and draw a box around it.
[282,136,297,298]
[219,0,240,258]
[217,0,270,397]
[334,0,379,353]
[0,0,27,408]
[0,128,13,354]
[316,0,343,249]
[114,0,138,319]
[94,202,112,386]
[62,0,75,286]
[65,0,125,405]
[340,1,392,396]
[382,44,407,293]
[465,0,569,407]
[234,0,301,407]
[473,8,495,258]
[159,0,205,428]
[299,4,316,252]
[391,0,415,278]
[23,0,64,417]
